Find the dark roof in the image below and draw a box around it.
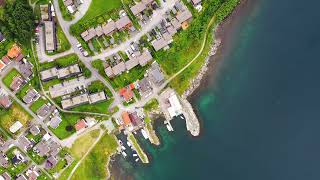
[0,32,4,41]
[129,112,143,127]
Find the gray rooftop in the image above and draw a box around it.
[102,20,117,35]
[130,2,146,16]
[115,16,132,30]
[44,21,57,51]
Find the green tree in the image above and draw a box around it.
[0,0,35,45]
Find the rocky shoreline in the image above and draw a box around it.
[183,29,222,98]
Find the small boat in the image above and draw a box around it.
[121,151,127,157]
[121,146,126,150]
[141,129,149,139]
[133,154,138,157]
[181,116,185,119]
[135,158,140,162]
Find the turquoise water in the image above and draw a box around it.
[115,0,320,179]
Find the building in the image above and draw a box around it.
[44,21,57,52]
[22,88,40,104]
[119,87,134,102]
[148,62,164,85]
[40,4,50,21]
[102,20,117,35]
[61,93,89,109]
[74,119,87,131]
[88,91,107,104]
[115,16,132,30]
[167,94,183,118]
[25,166,40,180]
[0,32,5,42]
[129,111,143,127]
[95,25,103,37]
[0,172,11,180]
[36,103,53,118]
[0,95,12,108]
[29,125,41,136]
[9,121,23,133]
[49,114,62,129]
[15,175,27,180]
[45,156,58,169]
[130,2,146,16]
[1,56,11,65]
[81,27,96,42]
[18,136,33,151]
[7,44,22,59]
[137,77,152,97]
[0,153,9,168]
[40,67,58,81]
[18,61,33,80]
[34,141,50,157]
[49,77,86,98]
[10,76,24,92]
[122,111,132,126]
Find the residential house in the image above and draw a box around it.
[18,136,33,151]
[29,125,41,136]
[74,119,87,131]
[0,32,5,42]
[45,156,58,169]
[15,174,27,180]
[7,44,22,59]
[18,60,33,80]
[130,2,147,16]
[148,62,164,85]
[49,77,86,98]
[10,76,24,92]
[102,20,117,36]
[25,166,40,180]
[129,111,144,127]
[0,172,11,180]
[0,60,6,71]
[34,141,50,157]
[61,93,89,109]
[81,28,96,42]
[137,77,152,97]
[121,111,132,126]
[0,153,9,168]
[111,61,126,76]
[115,16,132,30]
[40,64,82,81]
[119,87,134,102]
[44,21,57,52]
[0,95,12,108]
[37,104,54,119]
[49,113,62,129]
[1,56,11,65]
[22,88,40,104]
[12,150,26,165]
[88,91,107,104]
[95,25,103,37]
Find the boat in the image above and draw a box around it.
[135,158,140,162]
[118,140,123,145]
[121,146,126,150]
[166,124,173,131]
[181,116,185,119]
[133,154,138,157]
[141,129,149,139]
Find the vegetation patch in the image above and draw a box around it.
[2,68,21,88]
[71,133,118,180]
[58,0,73,21]
[30,98,47,113]
[70,98,114,115]
[144,98,159,112]
[0,102,32,136]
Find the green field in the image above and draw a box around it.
[71,133,118,180]
[49,113,82,139]
[2,69,21,88]
[30,98,47,113]
[144,98,159,112]
[58,0,73,21]
[79,0,122,24]
[70,98,114,115]
[128,133,148,163]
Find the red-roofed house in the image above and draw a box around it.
[129,83,135,90]
[74,119,87,131]
[119,87,134,102]
[0,95,12,108]
[121,111,131,126]
[7,44,22,59]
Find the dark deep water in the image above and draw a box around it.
[116,0,320,179]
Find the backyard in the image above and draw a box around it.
[2,68,21,88]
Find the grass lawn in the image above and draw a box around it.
[49,159,67,174]
[30,98,47,113]
[27,149,46,164]
[110,65,149,89]
[71,133,118,180]
[6,147,31,177]
[57,161,77,180]
[87,80,105,93]
[2,68,21,88]
[0,102,32,136]
[40,54,79,70]
[49,113,84,139]
[58,0,74,21]
[144,98,159,112]
[77,0,122,24]
[68,129,101,159]
[70,98,114,115]
[37,170,51,180]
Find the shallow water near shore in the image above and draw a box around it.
[111,0,320,179]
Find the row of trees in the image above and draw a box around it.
[0,0,35,45]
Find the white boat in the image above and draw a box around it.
[121,151,127,157]
[141,129,149,139]
[118,140,123,145]
[181,116,185,119]
[121,146,126,150]
[135,158,140,162]
[166,124,173,131]
[133,154,138,157]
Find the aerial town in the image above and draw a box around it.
[0,0,239,178]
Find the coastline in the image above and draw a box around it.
[185,0,253,99]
